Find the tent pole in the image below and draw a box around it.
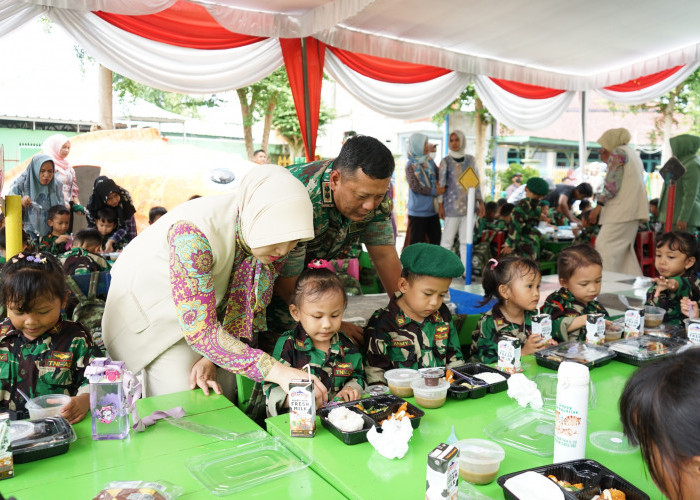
[491,119,497,198]
[579,91,587,175]
[300,37,313,161]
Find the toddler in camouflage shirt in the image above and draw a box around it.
[364,243,465,385]
[264,261,365,416]
[0,252,102,421]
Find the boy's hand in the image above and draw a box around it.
[522,334,549,356]
[56,234,70,244]
[59,393,90,424]
[681,297,699,318]
[652,276,678,298]
[336,386,361,402]
[104,239,116,253]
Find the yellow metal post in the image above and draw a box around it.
[5,195,23,259]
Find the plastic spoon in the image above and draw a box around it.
[16,388,31,404]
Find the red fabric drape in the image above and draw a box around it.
[604,65,684,92]
[327,46,450,83]
[490,78,566,99]
[95,0,265,49]
[280,38,326,162]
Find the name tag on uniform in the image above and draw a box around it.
[390,339,413,348]
[435,324,449,341]
[333,362,353,377]
[44,351,73,368]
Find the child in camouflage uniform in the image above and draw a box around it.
[572,210,601,246]
[0,253,102,421]
[541,245,609,342]
[646,232,700,325]
[39,205,72,255]
[265,261,365,416]
[59,229,111,276]
[471,256,555,364]
[504,177,551,260]
[364,243,465,385]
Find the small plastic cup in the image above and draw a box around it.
[410,378,449,409]
[644,306,665,328]
[384,368,420,398]
[604,321,624,342]
[454,438,505,485]
[25,394,70,420]
[419,367,444,387]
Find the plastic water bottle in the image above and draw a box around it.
[87,358,130,440]
[553,361,589,463]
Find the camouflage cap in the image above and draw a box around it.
[400,243,464,278]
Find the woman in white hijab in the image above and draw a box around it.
[102,165,327,403]
[438,130,484,267]
[591,128,649,274]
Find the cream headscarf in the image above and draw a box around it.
[448,130,467,159]
[597,128,631,151]
[238,165,315,248]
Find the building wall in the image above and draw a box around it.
[0,128,79,170]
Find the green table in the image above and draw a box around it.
[266,357,664,500]
[6,390,343,499]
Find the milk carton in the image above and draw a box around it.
[497,337,522,374]
[624,307,644,338]
[585,313,605,345]
[289,379,316,438]
[532,314,552,342]
[0,413,12,480]
[426,443,459,500]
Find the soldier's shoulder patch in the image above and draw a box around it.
[494,317,505,328]
[0,353,8,362]
[295,339,306,350]
[396,314,407,327]
[390,339,413,348]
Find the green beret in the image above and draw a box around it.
[526,177,549,196]
[400,243,465,278]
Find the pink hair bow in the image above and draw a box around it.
[307,259,335,272]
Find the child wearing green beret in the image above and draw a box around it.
[363,243,465,385]
[503,177,550,260]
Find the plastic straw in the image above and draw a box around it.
[303,363,312,383]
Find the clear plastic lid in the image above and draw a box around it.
[589,431,639,454]
[384,368,420,387]
[608,335,687,360]
[186,434,312,496]
[482,406,555,457]
[454,438,505,464]
[10,416,76,455]
[535,341,614,365]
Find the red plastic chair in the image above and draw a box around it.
[635,231,656,277]
[493,231,506,255]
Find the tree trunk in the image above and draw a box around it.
[236,88,254,160]
[474,98,489,186]
[97,65,113,130]
[261,94,277,153]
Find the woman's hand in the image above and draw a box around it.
[436,186,446,195]
[677,220,688,231]
[189,357,223,396]
[336,386,362,402]
[21,196,32,207]
[59,394,90,424]
[522,334,549,356]
[341,321,364,347]
[265,361,328,406]
[438,203,445,220]
[681,297,699,318]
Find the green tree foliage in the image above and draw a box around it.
[112,74,221,119]
[498,163,539,190]
[272,86,336,160]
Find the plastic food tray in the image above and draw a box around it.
[447,363,510,400]
[534,341,616,370]
[643,323,686,339]
[497,459,650,500]
[186,434,312,496]
[482,406,556,457]
[10,417,76,464]
[607,335,688,366]
[317,394,424,445]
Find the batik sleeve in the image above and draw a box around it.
[168,220,275,382]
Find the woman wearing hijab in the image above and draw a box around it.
[658,134,700,232]
[7,154,64,240]
[406,133,444,245]
[438,130,484,267]
[41,134,80,206]
[102,165,326,404]
[590,128,649,274]
[86,176,137,251]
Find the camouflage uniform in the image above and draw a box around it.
[573,224,600,245]
[541,287,608,342]
[364,296,464,385]
[0,317,102,419]
[39,234,70,255]
[58,247,111,276]
[646,269,700,324]
[264,160,394,348]
[470,304,533,364]
[264,325,365,416]
[505,198,546,260]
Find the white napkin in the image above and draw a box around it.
[366,416,413,459]
[503,471,564,500]
[506,373,543,409]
